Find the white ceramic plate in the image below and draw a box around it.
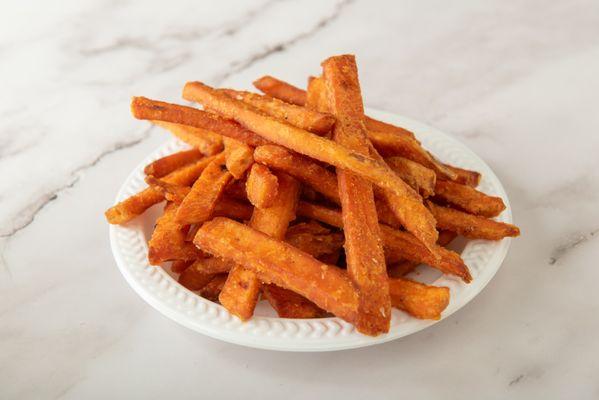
[109,109,513,352]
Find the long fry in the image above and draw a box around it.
[245,163,279,209]
[385,156,436,197]
[442,164,481,187]
[143,149,203,178]
[388,278,449,320]
[152,120,223,156]
[434,180,505,217]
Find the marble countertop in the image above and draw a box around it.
[2,0,598,398]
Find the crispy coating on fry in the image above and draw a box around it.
[212,197,253,221]
[152,120,223,156]
[188,257,236,275]
[427,201,520,240]
[144,149,203,178]
[178,268,214,291]
[306,76,329,112]
[443,164,481,187]
[220,89,335,135]
[171,260,193,274]
[223,137,254,179]
[131,97,269,147]
[144,176,190,203]
[245,163,279,209]
[261,284,326,318]
[385,156,436,198]
[434,180,506,217]
[198,274,228,302]
[285,222,344,261]
[176,154,232,225]
[388,278,450,320]
[323,55,390,335]
[195,218,359,324]
[105,156,216,224]
[148,203,203,265]
[253,76,307,106]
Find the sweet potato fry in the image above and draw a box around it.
[285,221,344,261]
[224,179,248,201]
[144,149,203,178]
[148,203,203,265]
[306,76,329,112]
[171,260,193,274]
[296,201,471,282]
[198,274,228,302]
[194,218,359,324]
[212,197,253,221]
[261,284,325,318]
[388,278,449,320]
[182,82,434,203]
[220,89,335,135]
[385,156,436,197]
[176,154,232,225]
[323,55,390,335]
[131,97,269,147]
[434,180,505,217]
[178,268,214,291]
[144,176,190,203]
[427,201,520,240]
[105,156,217,224]
[443,164,481,187]
[223,137,254,179]
[245,163,279,209]
[253,76,307,106]
[188,257,236,275]
[152,120,223,156]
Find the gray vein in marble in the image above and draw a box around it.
[0,125,154,239]
[213,0,354,84]
[549,228,599,265]
[509,374,524,386]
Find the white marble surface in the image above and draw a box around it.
[1,0,598,398]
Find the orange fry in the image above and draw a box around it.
[261,284,325,318]
[306,75,329,112]
[144,176,190,203]
[179,268,214,291]
[198,274,228,302]
[220,89,335,135]
[285,221,344,261]
[245,163,279,209]
[188,257,236,275]
[443,164,481,187]
[152,120,223,156]
[323,54,390,335]
[171,260,193,274]
[388,278,450,320]
[212,197,253,221]
[434,180,505,217]
[194,218,359,324]
[427,201,520,240]
[144,149,203,178]
[385,156,436,198]
[176,154,232,225]
[253,76,307,106]
[223,137,254,179]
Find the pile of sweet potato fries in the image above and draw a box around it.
[105,55,519,336]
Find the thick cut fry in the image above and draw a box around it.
[179,268,214,291]
[427,201,520,240]
[434,180,505,217]
[188,257,236,275]
[171,260,193,274]
[182,82,434,203]
[261,284,325,318]
[254,145,339,202]
[385,156,436,197]
[220,89,335,135]
[144,149,203,178]
[176,154,232,225]
[213,197,253,221]
[152,120,223,156]
[144,176,190,203]
[388,278,450,320]
[296,201,472,282]
[105,156,216,224]
[306,76,329,112]
[223,137,254,179]
[253,76,307,106]
[194,218,359,324]
[199,274,228,302]
[131,97,269,147]
[148,203,203,265]
[219,173,300,320]
[224,179,248,201]
[443,164,481,187]
[323,55,390,335]
[245,163,279,209]
[285,221,344,261]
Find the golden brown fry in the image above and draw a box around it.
[253,76,307,106]
[144,149,203,178]
[427,201,520,240]
[443,164,481,187]
[178,268,214,291]
[285,221,344,261]
[223,137,254,179]
[245,163,279,209]
[188,257,236,275]
[144,176,191,203]
[296,201,472,282]
[194,217,359,324]
[212,197,253,221]
[171,260,193,274]
[306,76,329,112]
[152,120,223,156]
[148,203,203,265]
[220,89,335,135]
[176,154,232,225]
[388,278,449,320]
[434,180,506,217]
[385,156,436,197]
[323,54,390,335]
[182,82,431,203]
[198,274,228,302]
[131,97,269,147]
[105,156,216,224]
[261,284,325,319]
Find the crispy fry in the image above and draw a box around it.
[182,82,433,203]
[131,97,269,147]
[188,257,236,275]
[171,260,193,274]
[179,268,214,291]
[385,156,436,197]
[220,89,335,135]
[198,274,228,302]
[194,218,359,324]
[152,120,223,156]
[427,201,520,240]
[176,154,232,225]
[285,221,344,261]
[306,75,329,112]
[296,201,471,282]
[213,197,253,221]
[144,176,190,203]
[105,156,216,224]
[144,149,203,178]
[261,284,325,318]
[323,55,390,335]
[434,180,505,217]
[443,164,481,187]
[388,278,449,320]
[148,203,203,265]
[245,163,279,209]
[223,137,254,179]
[253,76,307,106]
